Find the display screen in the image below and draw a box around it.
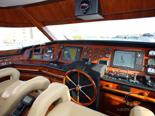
[75,66,84,70]
[62,47,82,61]
[113,51,135,68]
[34,48,41,53]
[82,57,90,62]
[23,96,33,103]
[99,60,107,65]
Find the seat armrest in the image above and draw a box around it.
[28,83,70,116]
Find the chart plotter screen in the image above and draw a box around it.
[62,46,82,61]
[113,51,135,68]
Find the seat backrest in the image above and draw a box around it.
[0,76,50,116]
[28,83,107,116]
[129,106,154,116]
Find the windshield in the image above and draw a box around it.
[47,17,155,42]
[0,17,155,51]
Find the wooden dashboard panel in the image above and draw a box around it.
[17,43,155,78]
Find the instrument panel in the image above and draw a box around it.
[14,42,154,77]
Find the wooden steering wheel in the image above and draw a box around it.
[63,69,97,106]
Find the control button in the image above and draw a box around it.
[108,77,111,79]
[136,81,139,84]
[100,55,103,58]
[88,47,91,50]
[95,48,99,51]
[83,51,88,56]
[90,50,93,52]
[89,54,92,56]
[104,48,108,51]
[95,52,98,55]
[101,51,104,54]
[112,77,115,80]
[105,52,111,58]
[129,80,133,83]
[94,56,97,59]
[109,48,112,51]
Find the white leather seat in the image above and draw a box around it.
[130,106,154,116]
[28,83,107,116]
[28,82,155,116]
[0,68,50,116]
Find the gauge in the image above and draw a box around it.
[84,46,87,49]
[94,52,98,55]
[104,48,108,51]
[95,48,99,51]
[147,68,155,74]
[88,47,91,50]
[148,59,155,65]
[100,55,103,58]
[101,51,104,54]
[109,48,112,51]
[105,52,111,58]
[90,50,93,52]
[89,54,92,56]
[83,51,88,56]
[94,56,97,59]
[148,50,155,57]
[59,45,64,49]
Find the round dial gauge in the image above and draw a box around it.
[149,50,155,56]
[147,68,155,73]
[105,52,111,58]
[148,59,155,65]
[83,51,88,56]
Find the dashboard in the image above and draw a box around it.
[0,41,155,90]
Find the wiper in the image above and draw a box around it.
[63,34,70,40]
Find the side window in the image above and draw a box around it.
[0,27,50,51]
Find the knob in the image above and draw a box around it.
[17,103,24,110]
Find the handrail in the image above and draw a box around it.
[101,86,155,103]
[42,70,64,78]
[16,68,39,72]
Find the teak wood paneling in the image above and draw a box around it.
[0,0,155,27]
[99,81,155,116]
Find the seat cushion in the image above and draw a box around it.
[0,97,5,112]
[47,101,107,116]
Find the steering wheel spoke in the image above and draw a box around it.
[78,72,80,86]
[63,69,97,106]
[80,89,92,101]
[66,76,77,87]
[80,84,93,88]
[69,88,76,91]
[77,91,79,102]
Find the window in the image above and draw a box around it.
[0,27,50,51]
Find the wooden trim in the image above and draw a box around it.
[42,70,64,78]
[16,68,39,72]
[17,7,55,41]
[101,86,155,103]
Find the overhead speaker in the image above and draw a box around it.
[75,0,104,20]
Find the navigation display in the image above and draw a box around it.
[113,51,135,68]
[62,46,82,61]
